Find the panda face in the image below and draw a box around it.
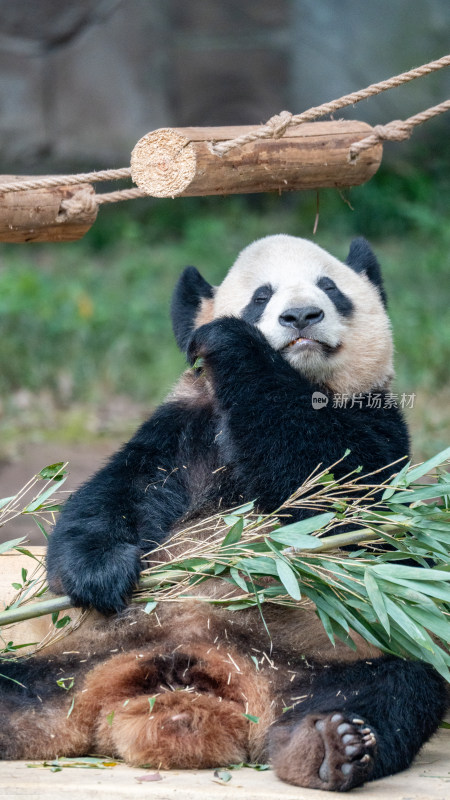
[212,235,394,394]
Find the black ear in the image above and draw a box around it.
[170,266,214,351]
[346,237,387,306]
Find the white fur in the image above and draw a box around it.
[212,235,393,394]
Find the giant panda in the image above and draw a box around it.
[47,234,408,614]
[0,235,446,791]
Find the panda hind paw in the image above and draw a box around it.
[314,713,377,790]
[271,712,377,791]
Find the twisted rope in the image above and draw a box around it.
[211,54,450,156]
[0,54,448,213]
[349,99,450,160]
[57,186,147,219]
[0,168,131,194]
[95,187,147,204]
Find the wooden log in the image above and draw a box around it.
[0,178,98,243]
[130,120,383,198]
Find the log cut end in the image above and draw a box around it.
[131,128,197,198]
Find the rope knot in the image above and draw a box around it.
[372,119,415,142]
[349,117,418,161]
[266,110,293,138]
[57,189,98,223]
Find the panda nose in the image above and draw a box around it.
[278,306,324,330]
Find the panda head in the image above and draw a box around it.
[171,235,393,395]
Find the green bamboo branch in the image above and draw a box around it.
[0,529,384,628]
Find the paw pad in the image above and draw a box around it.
[314,712,377,790]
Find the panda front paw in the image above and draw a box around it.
[47,538,142,614]
[187,317,267,367]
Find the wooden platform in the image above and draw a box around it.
[0,730,448,800]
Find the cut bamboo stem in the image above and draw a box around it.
[0,529,381,626]
[130,120,383,198]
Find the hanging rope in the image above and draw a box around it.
[0,167,132,194]
[0,53,449,217]
[349,99,450,160]
[210,54,450,157]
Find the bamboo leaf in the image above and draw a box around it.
[0,537,27,555]
[372,578,445,608]
[221,518,244,548]
[321,595,389,650]
[229,568,249,593]
[327,615,359,651]
[38,463,67,480]
[223,515,240,526]
[381,579,450,603]
[232,502,255,516]
[364,571,390,635]
[304,588,350,633]
[275,559,301,601]
[388,483,450,504]
[226,599,259,611]
[24,476,67,512]
[404,447,450,485]
[0,495,15,510]
[383,597,429,646]
[371,564,450,582]
[235,557,279,577]
[32,517,49,540]
[406,605,450,643]
[387,623,450,681]
[382,460,411,499]
[270,512,335,547]
[316,608,335,646]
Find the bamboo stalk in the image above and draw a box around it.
[0,530,384,627]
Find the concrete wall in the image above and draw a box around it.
[0,0,448,171]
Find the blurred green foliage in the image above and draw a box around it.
[0,148,448,456]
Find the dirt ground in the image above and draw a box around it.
[0,440,121,545]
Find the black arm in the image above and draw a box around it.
[188,317,409,512]
[47,400,215,613]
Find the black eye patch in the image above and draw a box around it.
[317,276,354,318]
[241,284,273,324]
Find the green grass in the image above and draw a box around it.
[0,152,448,459]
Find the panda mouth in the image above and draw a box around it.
[282,336,339,356]
[283,336,317,350]
[286,336,315,347]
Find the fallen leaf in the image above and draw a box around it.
[213,770,232,783]
[135,772,163,782]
